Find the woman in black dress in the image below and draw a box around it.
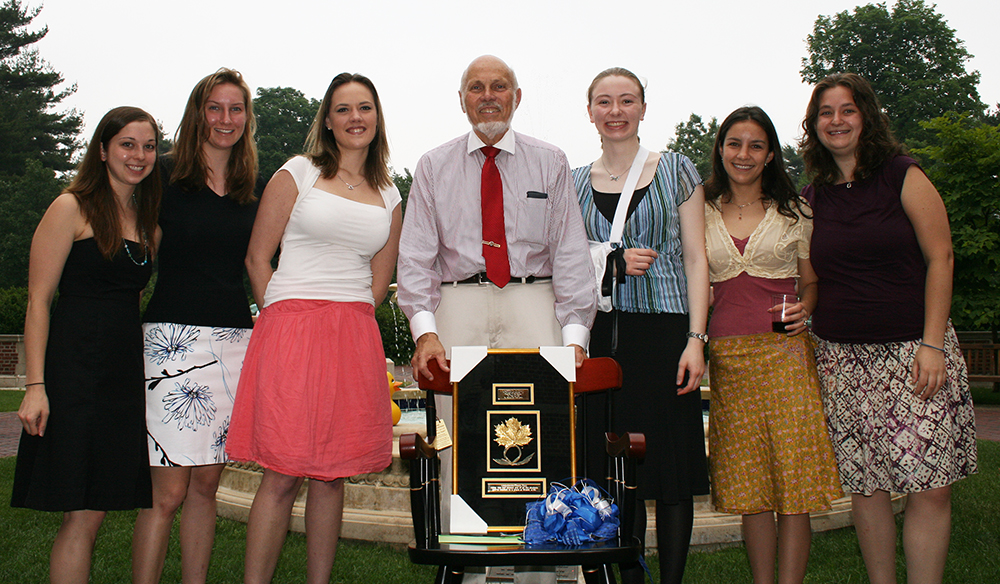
[131,68,259,584]
[12,106,161,583]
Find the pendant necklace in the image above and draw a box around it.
[601,158,629,182]
[338,173,364,190]
[731,197,761,220]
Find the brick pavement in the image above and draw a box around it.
[975,405,1000,443]
[1,405,999,459]
[1,411,19,457]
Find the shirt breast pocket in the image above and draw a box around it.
[514,191,550,245]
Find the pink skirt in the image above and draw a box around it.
[226,299,392,481]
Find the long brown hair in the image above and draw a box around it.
[304,72,391,189]
[705,106,807,222]
[66,106,161,260]
[170,68,258,204]
[800,72,905,186]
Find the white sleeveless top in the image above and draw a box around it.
[263,156,401,308]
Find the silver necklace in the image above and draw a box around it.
[601,158,629,181]
[338,173,364,190]
[729,197,762,220]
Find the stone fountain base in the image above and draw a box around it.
[216,420,420,545]
[215,415,905,549]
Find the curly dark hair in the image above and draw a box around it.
[800,72,905,186]
[704,106,808,222]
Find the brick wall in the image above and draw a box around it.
[0,341,17,375]
[0,335,24,378]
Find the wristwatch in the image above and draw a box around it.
[686,331,709,343]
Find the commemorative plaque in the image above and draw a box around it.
[449,347,577,533]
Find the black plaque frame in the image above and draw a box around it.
[452,349,577,533]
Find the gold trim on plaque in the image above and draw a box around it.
[486,410,541,472]
[487,525,526,534]
[481,477,547,499]
[492,383,534,405]
[451,381,459,494]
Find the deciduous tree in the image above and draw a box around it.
[666,113,718,180]
[782,144,807,190]
[0,159,62,289]
[801,0,985,147]
[914,113,1000,338]
[254,86,319,181]
[392,167,411,216]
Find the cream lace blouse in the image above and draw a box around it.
[705,201,812,283]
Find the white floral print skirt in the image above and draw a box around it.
[142,323,251,466]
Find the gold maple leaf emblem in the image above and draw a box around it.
[494,417,532,448]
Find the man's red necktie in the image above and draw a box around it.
[480,146,510,287]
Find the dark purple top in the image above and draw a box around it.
[803,155,926,343]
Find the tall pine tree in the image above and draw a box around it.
[0,0,80,174]
[0,0,80,290]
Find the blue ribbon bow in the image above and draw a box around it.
[523,479,620,545]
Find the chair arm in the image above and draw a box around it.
[605,432,646,461]
[401,432,442,547]
[604,431,645,542]
[399,432,438,461]
[415,359,452,394]
[574,357,623,394]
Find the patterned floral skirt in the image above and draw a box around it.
[813,324,978,495]
[143,323,251,466]
[709,332,843,514]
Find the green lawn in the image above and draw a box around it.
[971,384,1000,406]
[687,438,1000,582]
[0,389,24,412]
[1,442,997,583]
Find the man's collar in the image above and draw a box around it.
[467,129,516,155]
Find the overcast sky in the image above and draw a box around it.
[31,0,999,175]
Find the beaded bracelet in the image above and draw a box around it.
[919,342,945,353]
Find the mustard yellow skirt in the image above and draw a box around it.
[708,333,842,514]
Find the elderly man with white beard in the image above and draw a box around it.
[396,55,597,584]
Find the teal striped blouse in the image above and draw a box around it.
[573,152,701,314]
